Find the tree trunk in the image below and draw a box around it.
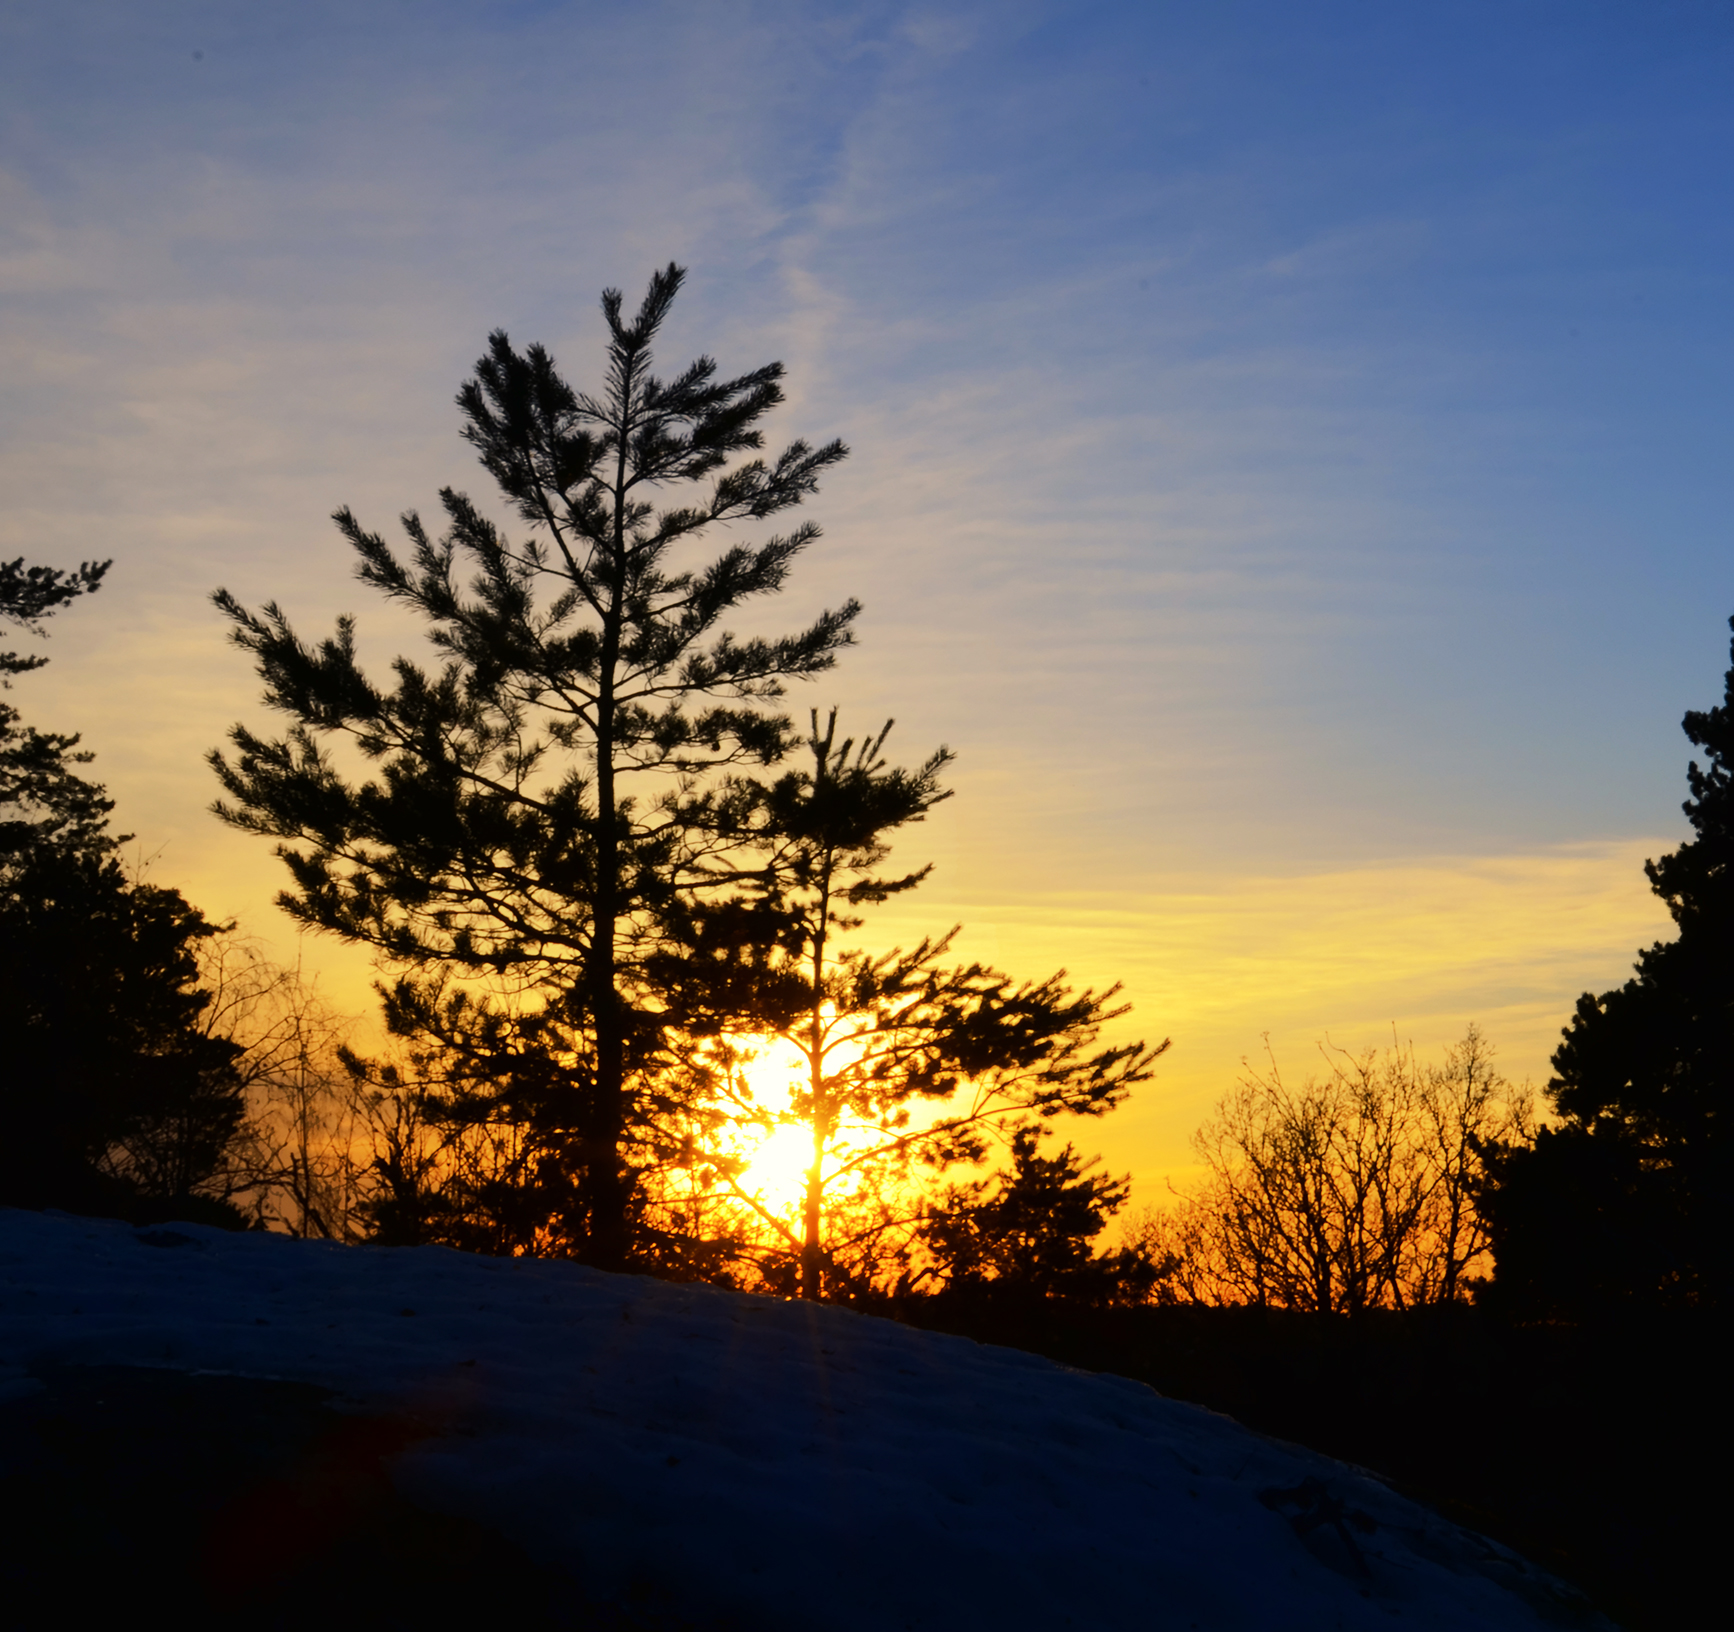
[798,858,834,1299]
[800,1120,825,1300]
[585,432,632,1272]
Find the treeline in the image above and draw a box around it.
[3,267,1725,1342]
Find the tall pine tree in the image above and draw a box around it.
[1484,619,1734,1316]
[211,266,856,1268]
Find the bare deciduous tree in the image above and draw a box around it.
[192,936,375,1237]
[1127,1026,1531,1313]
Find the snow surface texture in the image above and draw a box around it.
[0,1210,1606,1630]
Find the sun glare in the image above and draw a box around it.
[722,1031,811,1212]
[727,1016,882,1215]
[741,1121,815,1211]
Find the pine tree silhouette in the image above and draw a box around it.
[1484,618,1734,1315]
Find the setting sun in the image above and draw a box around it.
[725,1013,878,1216]
[738,1121,814,1212]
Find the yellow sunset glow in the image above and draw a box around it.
[850,836,1675,1196]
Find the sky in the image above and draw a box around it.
[3,0,1730,1194]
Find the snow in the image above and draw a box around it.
[0,1209,1606,1629]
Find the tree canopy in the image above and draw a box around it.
[921,1126,1147,1304]
[1,554,115,868]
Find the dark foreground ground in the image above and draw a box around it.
[892,1295,1723,1632]
[1,1287,1707,1629]
[0,1364,687,1630]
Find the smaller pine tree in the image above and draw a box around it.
[665,711,1165,1300]
[921,1127,1149,1304]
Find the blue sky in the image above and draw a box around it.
[3,1,1729,1177]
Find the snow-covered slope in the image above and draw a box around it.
[0,1210,1605,1629]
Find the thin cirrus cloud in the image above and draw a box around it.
[1,0,1728,1183]
[864,835,1672,1185]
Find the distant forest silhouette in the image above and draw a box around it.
[2,268,1724,1627]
